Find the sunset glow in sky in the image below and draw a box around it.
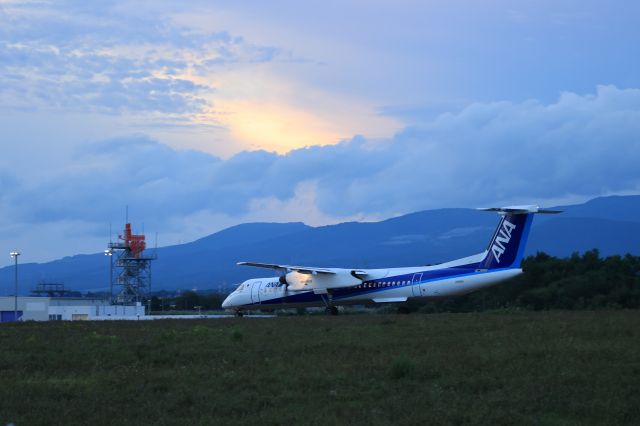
[1,0,639,264]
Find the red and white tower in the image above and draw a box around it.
[107,223,156,305]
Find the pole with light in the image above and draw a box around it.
[10,251,20,321]
[104,248,113,303]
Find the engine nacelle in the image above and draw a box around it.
[279,271,313,291]
[280,270,361,291]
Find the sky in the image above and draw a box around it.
[1,0,639,265]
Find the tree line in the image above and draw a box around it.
[402,250,640,313]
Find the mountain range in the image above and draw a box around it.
[2,195,639,293]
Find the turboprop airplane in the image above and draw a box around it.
[221,205,560,315]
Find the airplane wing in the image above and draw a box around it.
[237,262,336,275]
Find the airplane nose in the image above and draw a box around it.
[221,296,232,309]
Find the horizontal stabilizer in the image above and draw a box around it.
[477,205,562,214]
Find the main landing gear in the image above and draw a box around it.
[320,293,339,315]
[234,310,244,317]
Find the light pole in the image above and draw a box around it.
[10,251,20,321]
[104,249,113,303]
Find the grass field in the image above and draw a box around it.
[1,310,639,425]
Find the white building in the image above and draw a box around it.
[0,297,145,322]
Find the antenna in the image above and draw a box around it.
[125,205,129,224]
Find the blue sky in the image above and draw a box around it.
[1,0,639,265]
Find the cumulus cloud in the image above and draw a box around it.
[3,85,639,252]
[239,85,640,217]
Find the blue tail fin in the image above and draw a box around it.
[477,206,561,270]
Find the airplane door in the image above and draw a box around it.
[411,273,423,297]
[251,281,262,304]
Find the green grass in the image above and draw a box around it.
[1,311,639,425]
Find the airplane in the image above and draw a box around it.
[221,205,560,315]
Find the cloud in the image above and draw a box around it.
[2,1,640,266]
[0,1,285,116]
[1,85,639,265]
[0,0,402,157]
[4,85,639,246]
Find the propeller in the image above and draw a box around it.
[278,274,289,290]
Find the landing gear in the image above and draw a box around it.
[325,306,339,316]
[234,310,244,317]
[320,293,338,315]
